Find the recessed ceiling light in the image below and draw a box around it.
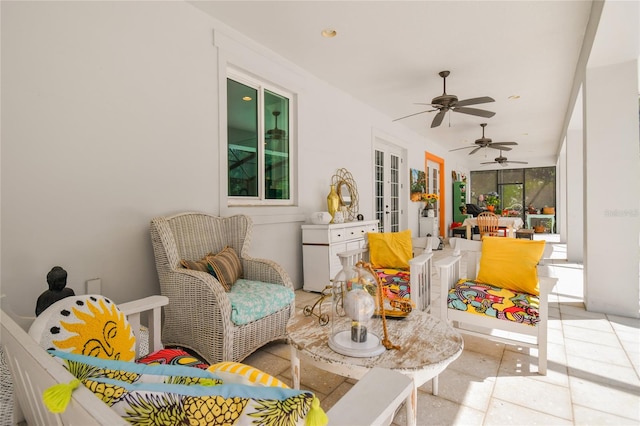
[321,28,337,38]
[508,95,521,100]
[242,96,252,101]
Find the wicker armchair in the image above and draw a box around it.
[150,212,294,364]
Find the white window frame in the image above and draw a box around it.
[225,67,297,207]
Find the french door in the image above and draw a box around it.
[374,138,406,233]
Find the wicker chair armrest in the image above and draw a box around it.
[241,257,294,290]
[179,267,230,296]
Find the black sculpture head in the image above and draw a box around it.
[47,266,68,291]
[36,266,75,316]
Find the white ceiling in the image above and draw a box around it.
[190,0,594,166]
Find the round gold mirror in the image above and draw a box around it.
[331,169,359,221]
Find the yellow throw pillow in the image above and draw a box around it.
[476,237,545,295]
[368,229,413,270]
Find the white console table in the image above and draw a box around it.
[301,220,378,292]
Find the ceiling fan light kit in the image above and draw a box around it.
[393,70,496,128]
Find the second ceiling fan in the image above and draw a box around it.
[393,70,496,128]
[481,150,529,166]
[450,123,518,155]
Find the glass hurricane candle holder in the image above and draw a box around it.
[329,262,385,357]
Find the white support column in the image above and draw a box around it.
[583,58,639,317]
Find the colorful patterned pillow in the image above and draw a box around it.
[29,295,137,362]
[137,348,209,370]
[447,279,540,326]
[206,246,243,291]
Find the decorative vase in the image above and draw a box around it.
[487,205,495,212]
[427,208,435,217]
[327,184,340,223]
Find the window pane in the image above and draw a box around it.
[264,90,289,200]
[470,170,497,208]
[525,167,556,210]
[227,79,258,197]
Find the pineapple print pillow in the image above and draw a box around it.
[50,350,324,426]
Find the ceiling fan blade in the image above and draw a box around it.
[480,161,494,165]
[456,96,495,107]
[430,110,446,128]
[468,147,482,155]
[392,110,431,122]
[508,161,529,164]
[492,142,518,146]
[448,146,474,152]
[453,106,496,118]
[488,145,512,151]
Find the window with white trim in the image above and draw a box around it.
[227,70,293,205]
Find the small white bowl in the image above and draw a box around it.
[310,211,332,224]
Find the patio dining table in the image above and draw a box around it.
[462,216,524,239]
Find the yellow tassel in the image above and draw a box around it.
[305,396,328,426]
[43,379,81,414]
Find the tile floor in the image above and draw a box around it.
[244,238,640,425]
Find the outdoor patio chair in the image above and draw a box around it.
[150,212,295,364]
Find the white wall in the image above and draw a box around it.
[0,1,443,318]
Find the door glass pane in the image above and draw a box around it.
[264,90,289,200]
[390,154,400,232]
[375,150,385,231]
[227,79,258,197]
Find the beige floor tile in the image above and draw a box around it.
[498,347,569,388]
[319,380,353,412]
[458,334,506,358]
[566,353,640,391]
[423,367,495,411]
[279,360,347,395]
[485,398,573,425]
[562,323,621,346]
[493,375,573,420]
[573,404,640,425]
[391,391,485,426]
[242,348,292,378]
[448,347,502,379]
[560,307,610,322]
[570,376,640,421]
[261,340,291,360]
[564,337,631,367]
